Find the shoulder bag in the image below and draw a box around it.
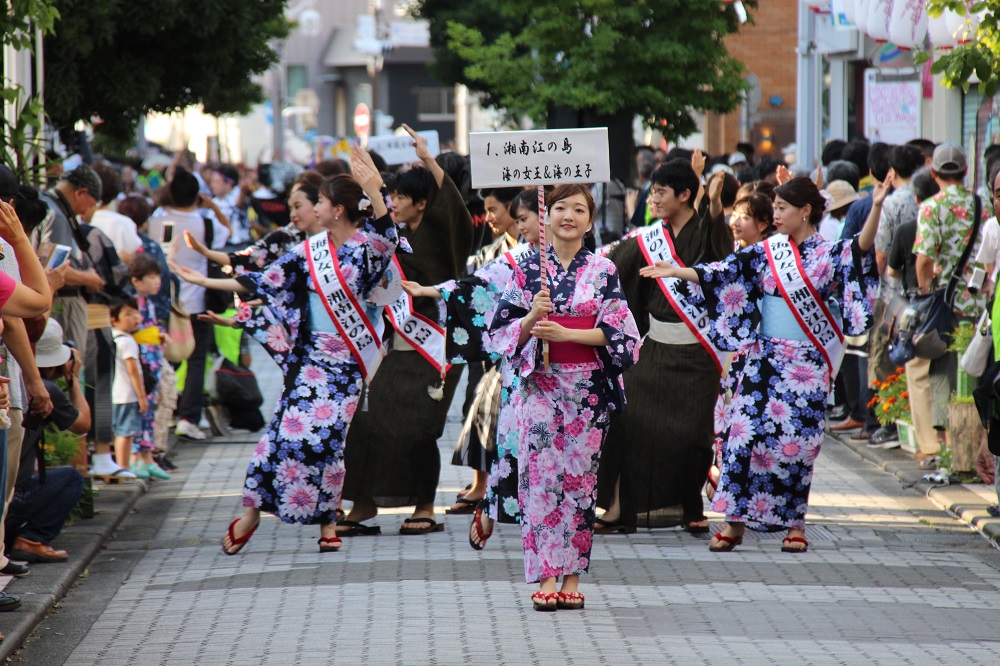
[163,281,195,363]
[910,195,982,360]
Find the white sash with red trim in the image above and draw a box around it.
[305,231,385,382]
[638,223,726,372]
[764,234,845,374]
[384,257,450,375]
[503,243,534,270]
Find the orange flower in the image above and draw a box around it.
[895,367,905,373]
[886,397,897,404]
[867,397,879,409]
[886,374,899,383]
[900,391,909,400]
[883,403,892,412]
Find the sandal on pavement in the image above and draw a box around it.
[709,532,743,553]
[399,517,445,535]
[556,592,585,610]
[531,592,558,612]
[318,536,342,553]
[468,507,494,551]
[456,483,473,500]
[445,496,479,515]
[683,520,710,534]
[594,517,637,535]
[221,518,260,555]
[781,536,809,553]
[335,519,381,537]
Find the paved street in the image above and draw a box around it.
[9,348,1000,665]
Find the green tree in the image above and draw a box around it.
[417,0,755,140]
[1,0,61,182]
[43,0,291,144]
[920,2,1000,97]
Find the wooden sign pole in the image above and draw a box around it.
[537,185,549,371]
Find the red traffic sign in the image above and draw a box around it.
[354,103,371,141]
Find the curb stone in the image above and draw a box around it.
[832,430,1000,547]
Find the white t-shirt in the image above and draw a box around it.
[975,216,1000,267]
[91,209,143,258]
[112,331,140,404]
[147,207,230,314]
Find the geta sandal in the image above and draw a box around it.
[531,592,558,612]
[781,536,809,553]
[445,496,479,515]
[556,591,585,610]
[708,531,742,553]
[318,536,342,553]
[399,517,445,535]
[468,507,494,551]
[335,519,381,537]
[593,517,637,534]
[222,518,260,555]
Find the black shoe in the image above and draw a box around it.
[0,562,29,577]
[988,505,1000,518]
[0,592,22,612]
[870,426,899,446]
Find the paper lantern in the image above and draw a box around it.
[945,4,984,44]
[888,0,927,50]
[866,0,893,42]
[842,0,858,26]
[854,0,871,35]
[927,11,957,50]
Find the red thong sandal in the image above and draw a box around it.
[318,536,343,553]
[708,531,743,553]
[468,507,494,551]
[531,592,558,612]
[556,591,585,610]
[221,518,259,556]
[781,536,809,553]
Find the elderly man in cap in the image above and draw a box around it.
[32,165,107,360]
[5,319,88,565]
[914,143,987,453]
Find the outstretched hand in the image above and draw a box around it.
[184,229,208,255]
[638,261,677,279]
[691,148,706,179]
[401,280,440,299]
[402,124,431,162]
[708,170,725,204]
[871,169,894,207]
[775,164,793,186]
[169,261,204,286]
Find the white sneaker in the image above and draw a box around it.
[176,419,207,440]
[198,416,211,430]
[90,461,137,479]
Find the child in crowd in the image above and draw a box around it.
[109,298,154,480]
[128,255,171,479]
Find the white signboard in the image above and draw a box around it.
[469,128,610,188]
[864,69,921,145]
[368,130,440,166]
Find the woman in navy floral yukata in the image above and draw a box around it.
[641,175,884,554]
[490,184,639,611]
[172,147,399,555]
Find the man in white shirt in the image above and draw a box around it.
[210,164,251,246]
[90,162,143,264]
[147,168,230,440]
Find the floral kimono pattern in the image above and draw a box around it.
[234,214,398,525]
[694,234,877,530]
[438,244,524,522]
[227,224,307,277]
[491,246,638,583]
[135,295,166,451]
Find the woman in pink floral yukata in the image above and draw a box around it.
[490,184,638,611]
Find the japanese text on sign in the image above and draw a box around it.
[367,130,440,166]
[469,128,610,188]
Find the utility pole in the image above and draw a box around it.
[795,6,821,170]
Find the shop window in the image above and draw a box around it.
[286,65,308,101]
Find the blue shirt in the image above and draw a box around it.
[840,196,873,241]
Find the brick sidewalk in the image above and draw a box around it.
[16,348,1000,665]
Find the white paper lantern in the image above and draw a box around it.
[842,0,858,26]
[854,0,872,35]
[866,0,893,42]
[888,0,927,50]
[945,5,985,44]
[927,11,957,50]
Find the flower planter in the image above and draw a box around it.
[896,420,918,454]
[956,368,976,399]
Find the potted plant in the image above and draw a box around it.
[41,427,95,520]
[870,367,915,451]
[947,321,981,473]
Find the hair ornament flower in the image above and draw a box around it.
[819,189,833,212]
[358,197,372,211]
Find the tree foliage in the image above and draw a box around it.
[42,0,291,142]
[920,1,1000,97]
[417,0,756,139]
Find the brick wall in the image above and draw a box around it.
[705,0,800,160]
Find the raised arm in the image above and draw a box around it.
[0,201,51,317]
[857,171,892,253]
[638,262,700,283]
[170,261,248,294]
[402,124,444,188]
[184,230,231,266]
[352,144,389,218]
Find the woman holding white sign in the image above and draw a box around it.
[490,184,638,611]
[173,148,399,555]
[639,176,883,553]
